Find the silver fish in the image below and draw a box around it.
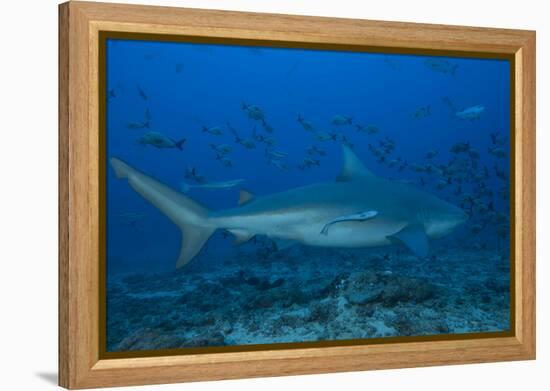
[180,179,245,193]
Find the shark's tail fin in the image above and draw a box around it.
[110,158,216,268]
[110,158,133,179]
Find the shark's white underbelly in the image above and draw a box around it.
[210,211,406,248]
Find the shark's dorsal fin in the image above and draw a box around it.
[336,144,377,182]
[239,189,255,205]
[387,223,429,258]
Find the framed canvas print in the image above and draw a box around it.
[58,1,536,389]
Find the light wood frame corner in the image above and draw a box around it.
[59,1,536,389]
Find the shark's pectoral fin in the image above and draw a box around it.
[273,238,297,251]
[229,229,255,245]
[387,223,429,258]
[336,144,377,182]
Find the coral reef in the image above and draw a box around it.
[107,245,510,352]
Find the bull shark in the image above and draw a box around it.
[110,145,467,269]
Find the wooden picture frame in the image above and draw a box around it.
[58,1,536,389]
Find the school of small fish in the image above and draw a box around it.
[108,55,507,242]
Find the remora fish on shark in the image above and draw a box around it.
[110,145,467,268]
[320,210,378,236]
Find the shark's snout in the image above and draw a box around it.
[425,206,468,238]
[449,208,469,230]
[441,210,468,238]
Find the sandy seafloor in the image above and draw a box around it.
[106,241,510,352]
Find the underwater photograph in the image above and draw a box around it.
[104,37,511,353]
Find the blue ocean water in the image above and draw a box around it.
[105,38,510,352]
